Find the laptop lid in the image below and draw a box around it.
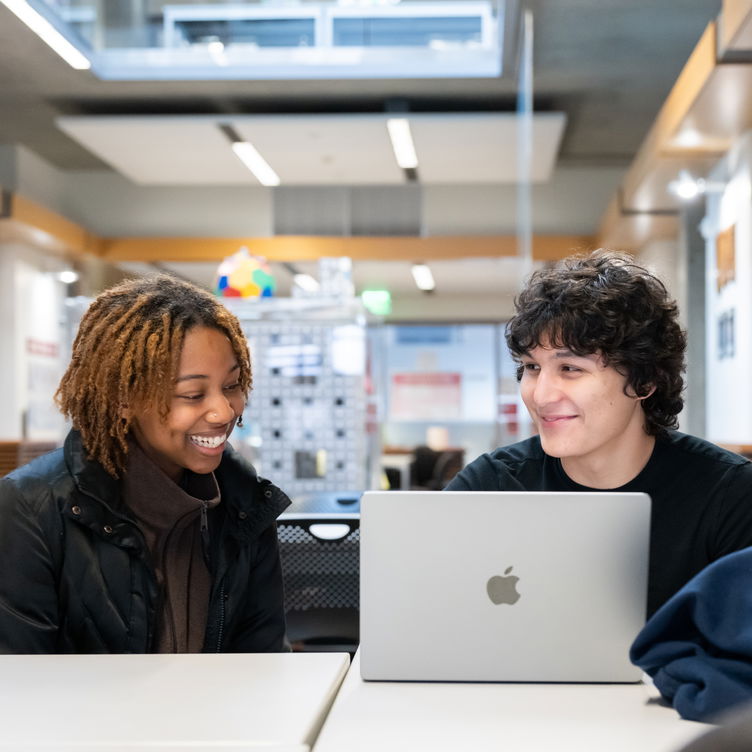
[359,490,651,683]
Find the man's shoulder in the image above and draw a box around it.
[445,435,547,491]
[487,435,547,466]
[659,430,751,470]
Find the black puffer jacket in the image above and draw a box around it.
[0,430,291,653]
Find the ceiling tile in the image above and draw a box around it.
[56,112,565,187]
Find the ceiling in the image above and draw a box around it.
[0,1,722,170]
[0,0,724,308]
[56,112,565,185]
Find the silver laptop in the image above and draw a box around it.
[359,490,651,683]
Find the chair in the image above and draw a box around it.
[430,449,465,489]
[0,441,59,477]
[277,492,361,654]
[408,446,465,490]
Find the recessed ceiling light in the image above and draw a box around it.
[57,270,79,284]
[1,0,91,70]
[231,141,281,187]
[293,273,320,292]
[411,263,435,292]
[387,118,418,170]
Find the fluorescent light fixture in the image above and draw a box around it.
[207,40,229,66]
[668,170,704,200]
[293,273,320,292]
[1,0,91,69]
[387,118,418,170]
[57,270,79,284]
[361,289,392,316]
[667,170,726,201]
[231,141,281,187]
[671,128,703,148]
[411,263,435,291]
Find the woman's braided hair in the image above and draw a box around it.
[55,274,251,478]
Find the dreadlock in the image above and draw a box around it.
[55,274,252,478]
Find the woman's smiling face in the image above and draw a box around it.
[129,325,245,482]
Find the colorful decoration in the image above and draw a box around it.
[215,247,276,298]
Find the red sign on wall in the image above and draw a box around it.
[390,372,462,420]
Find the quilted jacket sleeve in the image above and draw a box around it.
[0,477,61,653]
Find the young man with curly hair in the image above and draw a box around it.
[0,274,290,653]
[446,250,752,617]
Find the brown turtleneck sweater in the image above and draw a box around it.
[122,442,221,653]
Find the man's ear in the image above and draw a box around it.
[636,385,656,401]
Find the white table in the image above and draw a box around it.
[313,651,709,752]
[0,652,350,751]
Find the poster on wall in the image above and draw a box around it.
[716,224,736,291]
[26,337,65,440]
[390,372,462,421]
[714,224,737,362]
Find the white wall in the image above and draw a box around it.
[704,132,752,444]
[0,243,69,440]
[422,166,626,235]
[15,258,68,440]
[638,238,683,320]
[0,144,68,210]
[61,170,274,236]
[0,245,20,439]
[3,143,624,241]
[15,146,69,212]
[390,293,517,321]
[0,144,18,188]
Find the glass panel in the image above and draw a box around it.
[333,16,483,47]
[379,323,500,477]
[170,18,316,48]
[32,0,506,80]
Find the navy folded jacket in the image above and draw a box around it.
[630,546,752,722]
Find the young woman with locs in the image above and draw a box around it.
[0,274,290,653]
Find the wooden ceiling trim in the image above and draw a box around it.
[5,193,101,257]
[3,191,594,266]
[599,5,752,250]
[98,234,596,263]
[596,196,679,252]
[620,21,718,212]
[719,0,752,56]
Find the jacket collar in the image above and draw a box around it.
[64,429,125,515]
[214,443,291,540]
[64,429,291,540]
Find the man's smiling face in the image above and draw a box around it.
[518,341,651,476]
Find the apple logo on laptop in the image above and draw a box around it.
[486,566,521,605]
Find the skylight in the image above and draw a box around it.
[11,0,507,80]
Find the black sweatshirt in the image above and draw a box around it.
[446,430,752,618]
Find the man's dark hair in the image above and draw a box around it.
[506,249,687,435]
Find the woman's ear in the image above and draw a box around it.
[118,404,131,420]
